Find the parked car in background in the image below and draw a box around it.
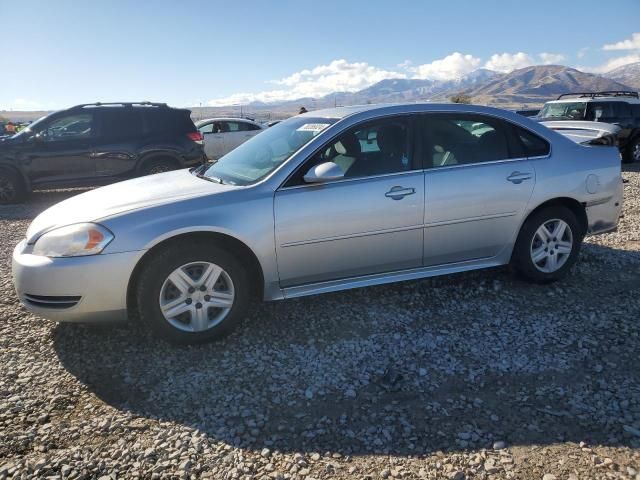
[0,102,205,204]
[540,120,621,147]
[536,91,640,163]
[13,104,623,344]
[196,118,265,160]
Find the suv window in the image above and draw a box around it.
[198,122,215,134]
[424,114,510,167]
[143,108,194,134]
[586,102,615,121]
[42,113,94,141]
[100,108,143,139]
[613,102,632,118]
[288,116,412,185]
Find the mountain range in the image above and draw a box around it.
[198,63,640,118]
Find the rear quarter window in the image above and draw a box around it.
[511,126,550,157]
[143,108,195,134]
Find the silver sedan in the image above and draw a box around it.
[13,104,623,343]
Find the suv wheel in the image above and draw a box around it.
[624,137,640,164]
[136,242,250,344]
[0,169,26,204]
[511,206,582,283]
[141,158,177,176]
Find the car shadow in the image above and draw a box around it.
[52,241,640,457]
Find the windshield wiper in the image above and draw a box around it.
[196,172,224,184]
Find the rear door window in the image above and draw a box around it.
[423,114,510,167]
[422,113,548,167]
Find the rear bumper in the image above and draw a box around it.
[585,179,623,235]
[12,240,144,323]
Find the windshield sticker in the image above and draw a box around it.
[296,123,330,133]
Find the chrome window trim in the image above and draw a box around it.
[277,168,424,192]
[423,156,532,172]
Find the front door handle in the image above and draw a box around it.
[506,172,532,184]
[385,186,415,200]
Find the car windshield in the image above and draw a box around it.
[201,116,336,186]
[538,102,587,120]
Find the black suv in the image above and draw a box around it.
[536,91,640,163]
[0,102,206,203]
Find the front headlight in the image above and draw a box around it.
[32,223,114,257]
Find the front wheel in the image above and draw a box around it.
[136,242,250,344]
[511,206,583,283]
[0,168,27,204]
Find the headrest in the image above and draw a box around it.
[335,133,361,156]
[377,124,404,156]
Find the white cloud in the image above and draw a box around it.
[6,98,46,110]
[484,52,534,72]
[584,53,640,74]
[208,59,404,106]
[577,47,589,59]
[411,52,481,81]
[538,52,566,65]
[603,32,640,51]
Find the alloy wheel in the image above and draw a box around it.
[633,142,640,162]
[530,219,573,273]
[159,261,235,332]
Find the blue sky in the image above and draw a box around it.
[2,0,639,110]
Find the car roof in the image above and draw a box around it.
[298,102,540,120]
[197,117,262,124]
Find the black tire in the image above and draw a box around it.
[511,206,583,283]
[623,137,640,164]
[140,157,178,176]
[0,168,27,204]
[136,242,250,344]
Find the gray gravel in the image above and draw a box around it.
[1,166,640,480]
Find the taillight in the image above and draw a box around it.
[187,131,204,144]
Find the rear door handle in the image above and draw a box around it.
[385,186,415,200]
[506,172,532,184]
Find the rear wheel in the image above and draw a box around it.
[511,206,583,283]
[0,168,27,204]
[623,137,640,164]
[136,242,250,344]
[141,158,178,176]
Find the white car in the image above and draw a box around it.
[196,118,265,160]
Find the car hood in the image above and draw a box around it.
[26,169,234,242]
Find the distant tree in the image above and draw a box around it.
[449,93,472,104]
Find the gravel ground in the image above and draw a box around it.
[1,166,639,480]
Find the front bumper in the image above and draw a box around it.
[12,240,145,323]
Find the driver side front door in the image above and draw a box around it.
[22,112,96,186]
[273,115,425,289]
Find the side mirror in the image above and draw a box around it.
[303,161,345,183]
[33,132,46,143]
